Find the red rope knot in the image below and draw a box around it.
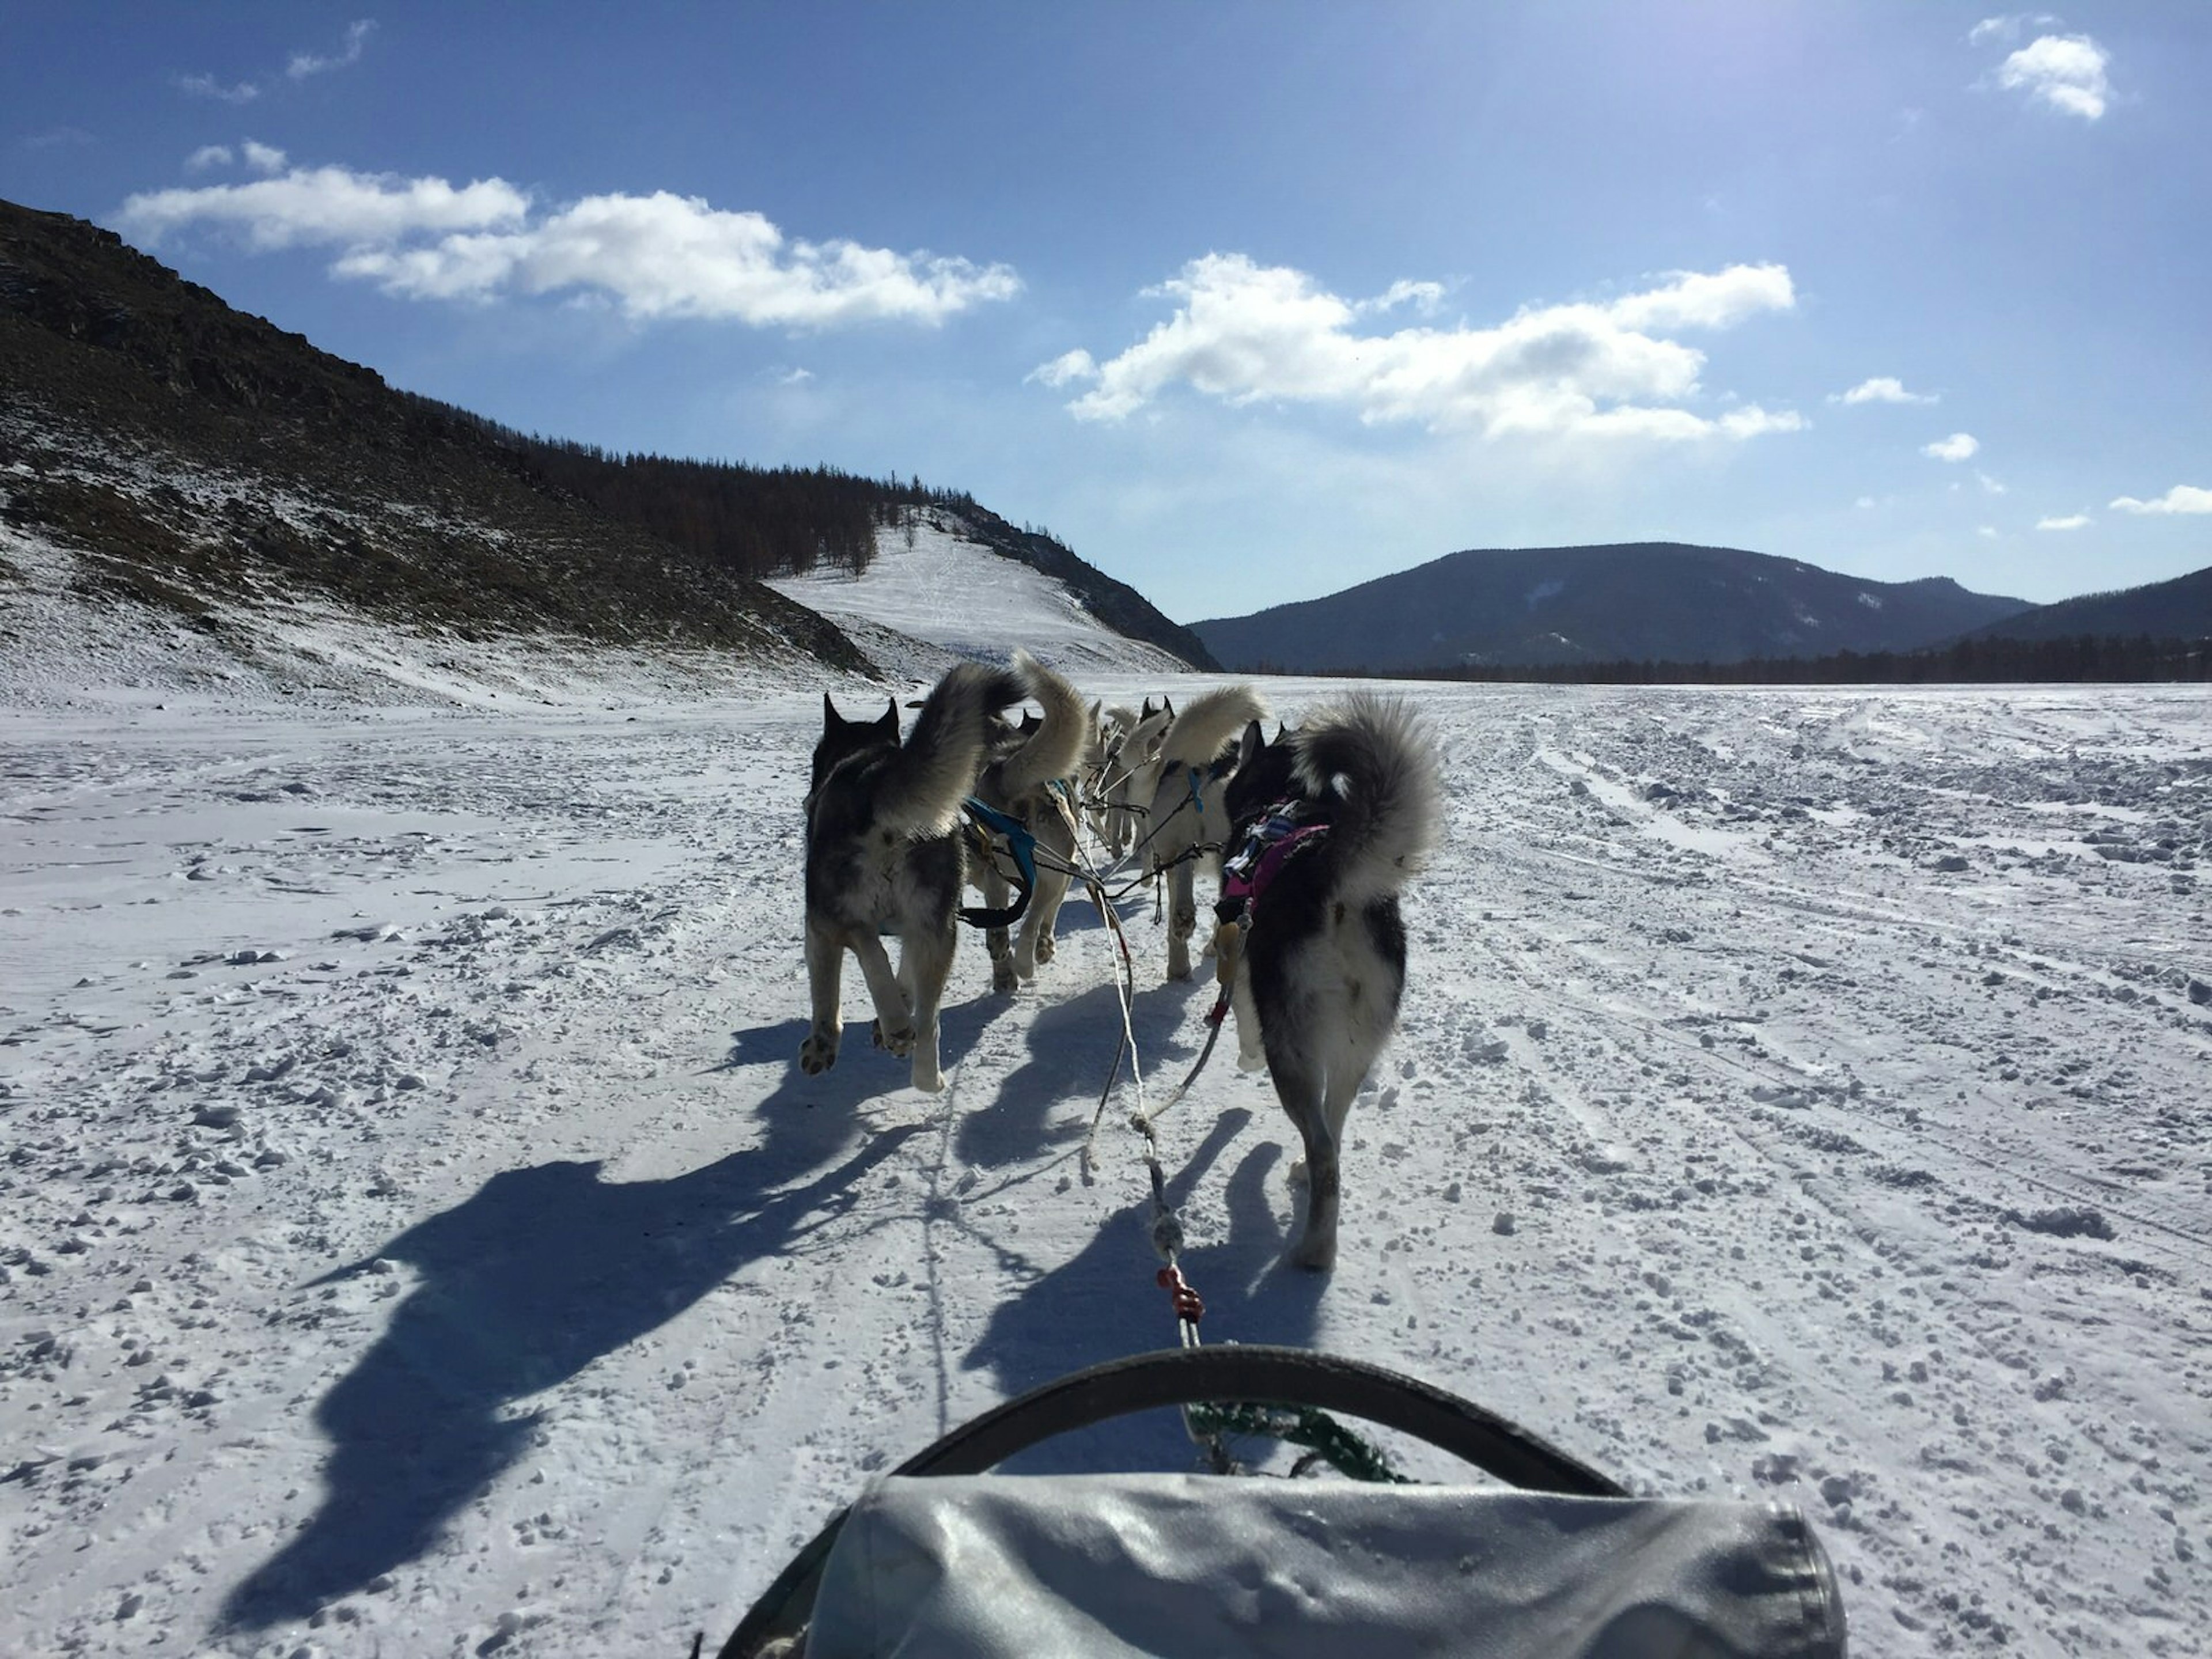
[1156,1264,1205,1324]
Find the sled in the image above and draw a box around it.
[716,1344,1847,1658]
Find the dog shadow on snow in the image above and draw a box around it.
[217,1024,938,1634]
[953,979,1332,1476]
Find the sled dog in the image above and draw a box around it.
[1103,698,1173,859]
[965,654,1090,991]
[801,660,1029,1092]
[1139,685,1270,980]
[1081,702,1138,850]
[1218,693,1441,1270]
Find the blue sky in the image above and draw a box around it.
[5,5,2207,620]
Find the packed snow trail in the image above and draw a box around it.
[1,683,2207,1658]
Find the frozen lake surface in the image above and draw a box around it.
[2,679,2207,1657]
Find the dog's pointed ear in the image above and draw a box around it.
[1236,719,1266,775]
[1162,697,1176,719]
[877,698,901,732]
[1141,696,1158,719]
[822,692,844,730]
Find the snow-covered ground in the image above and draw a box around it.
[3,672,2207,1658]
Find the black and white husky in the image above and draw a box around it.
[1218,693,1441,1270]
[800,659,1030,1093]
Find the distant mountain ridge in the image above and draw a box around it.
[1969,563,2212,645]
[1193,541,2037,672]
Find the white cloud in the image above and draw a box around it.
[115,164,1019,330]
[122,165,529,251]
[185,145,234,172]
[1040,254,1801,442]
[1354,279,1448,317]
[241,141,289,175]
[2109,484,2212,515]
[1970,14,2062,46]
[1978,525,2001,537]
[775,367,815,385]
[175,73,260,105]
[1997,34,2112,119]
[1855,495,1878,509]
[1976,470,2007,495]
[2037,513,2091,531]
[1922,432,1980,462]
[1028,349,1098,388]
[287,20,377,81]
[1834,376,1937,406]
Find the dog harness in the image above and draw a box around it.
[1215,800,1328,924]
[958,797,1038,928]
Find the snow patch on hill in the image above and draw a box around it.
[765,513,1194,679]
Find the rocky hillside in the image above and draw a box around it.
[0,198,1211,700]
[0,200,877,676]
[1193,541,2035,673]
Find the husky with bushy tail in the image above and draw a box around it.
[967,652,1090,991]
[801,658,1030,1092]
[1219,692,1442,1270]
[1139,684,1271,982]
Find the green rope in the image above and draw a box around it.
[1183,1400,1408,1484]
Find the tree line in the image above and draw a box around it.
[397,392,976,579]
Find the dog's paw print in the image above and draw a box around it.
[799,1032,839,1075]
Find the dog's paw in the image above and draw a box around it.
[1236,1044,1267,1073]
[991,961,1019,993]
[799,1032,839,1075]
[1035,933,1056,964]
[872,1019,917,1058]
[910,1060,946,1093]
[1287,1157,1308,1187]
[1287,1234,1337,1272]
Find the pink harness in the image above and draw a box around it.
[1221,813,1328,909]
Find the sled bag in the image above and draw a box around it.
[801,1472,1844,1658]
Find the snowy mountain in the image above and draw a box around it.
[1194,541,2037,672]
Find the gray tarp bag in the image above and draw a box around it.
[718,1347,1847,1658]
[805,1474,1846,1659]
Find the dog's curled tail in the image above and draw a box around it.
[1158,683,1272,771]
[993,650,1090,801]
[1294,692,1443,904]
[881,660,1029,837]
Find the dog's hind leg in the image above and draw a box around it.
[1165,861,1198,981]
[1229,966,1267,1072]
[850,932,915,1061]
[1266,1040,1339,1271]
[900,920,957,1093]
[799,921,847,1075]
[979,861,1017,993]
[1016,865,1072,980]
